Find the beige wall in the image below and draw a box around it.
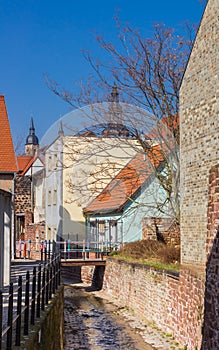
[62,136,139,239]
[0,190,11,287]
[0,174,14,192]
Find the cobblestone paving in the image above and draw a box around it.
[64,286,154,350]
[63,284,184,350]
[93,288,183,350]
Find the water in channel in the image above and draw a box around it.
[64,285,154,350]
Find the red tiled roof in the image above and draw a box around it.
[83,147,164,215]
[145,114,179,140]
[0,96,17,172]
[16,155,37,175]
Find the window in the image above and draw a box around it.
[54,154,58,169]
[47,155,52,172]
[47,227,51,240]
[98,220,106,235]
[16,214,25,240]
[48,190,52,206]
[53,188,57,205]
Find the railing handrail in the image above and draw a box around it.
[0,247,61,350]
[15,239,122,262]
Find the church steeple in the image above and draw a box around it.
[58,120,64,137]
[110,83,119,103]
[25,118,39,156]
[108,83,122,121]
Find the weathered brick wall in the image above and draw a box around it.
[81,265,105,290]
[14,175,32,213]
[81,266,95,284]
[24,221,46,260]
[142,218,180,246]
[16,211,45,260]
[201,164,219,349]
[180,0,219,264]
[101,258,205,350]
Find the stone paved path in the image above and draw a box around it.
[64,286,154,350]
[91,288,183,350]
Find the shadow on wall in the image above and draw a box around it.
[61,266,82,284]
[201,164,219,349]
[90,266,105,291]
[57,205,85,241]
[201,228,219,349]
[61,265,105,291]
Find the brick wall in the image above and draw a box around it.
[101,258,205,350]
[142,218,180,246]
[80,163,219,348]
[180,0,219,265]
[14,175,32,213]
[201,164,219,349]
[16,211,45,260]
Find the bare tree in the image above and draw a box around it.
[46,21,196,225]
[14,133,26,155]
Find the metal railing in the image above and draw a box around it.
[57,240,121,260]
[15,239,122,261]
[15,239,56,261]
[0,253,61,350]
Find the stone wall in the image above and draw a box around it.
[81,265,105,290]
[180,0,219,265]
[142,218,180,246]
[97,258,205,350]
[14,175,32,213]
[201,164,219,349]
[14,286,64,350]
[15,211,45,260]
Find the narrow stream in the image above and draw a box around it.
[64,285,154,350]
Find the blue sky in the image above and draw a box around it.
[0,0,205,148]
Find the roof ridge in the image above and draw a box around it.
[0,96,17,172]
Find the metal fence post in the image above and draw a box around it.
[64,240,67,260]
[49,262,52,299]
[24,271,30,335]
[36,264,41,318]
[52,261,56,294]
[55,258,58,290]
[101,241,104,260]
[83,240,85,260]
[46,265,49,304]
[41,267,45,311]
[7,282,13,350]
[0,290,2,350]
[44,241,47,261]
[48,240,51,260]
[52,240,55,257]
[15,276,22,346]
[31,267,36,325]
[41,242,43,261]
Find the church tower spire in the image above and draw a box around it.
[58,120,64,137]
[25,117,39,156]
[110,83,119,103]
